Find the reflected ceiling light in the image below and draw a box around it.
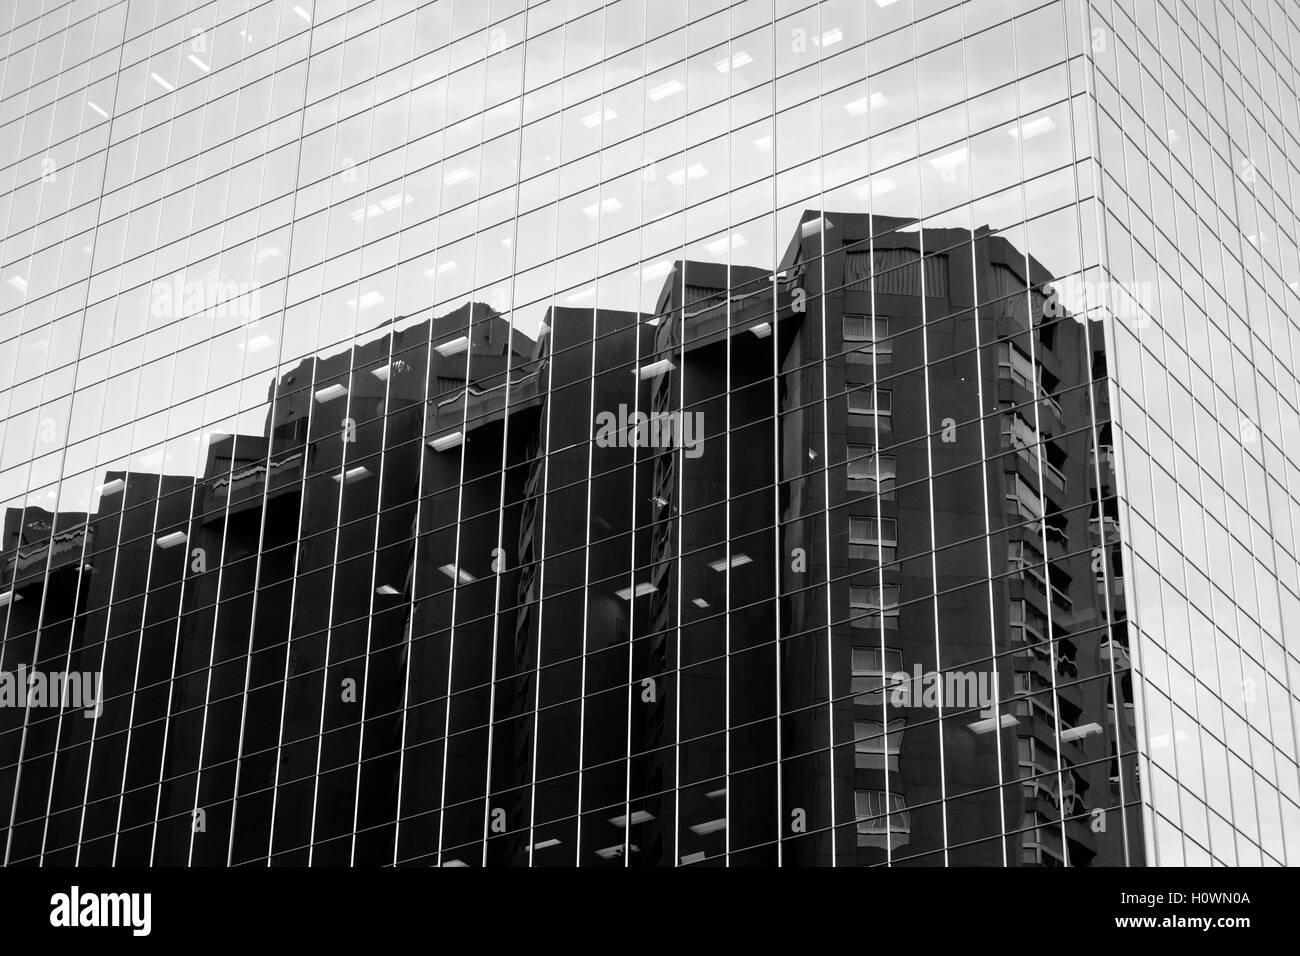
[680,851,706,865]
[99,478,125,497]
[800,216,833,236]
[87,101,109,119]
[648,79,684,101]
[967,713,1018,734]
[818,28,843,46]
[0,590,19,608]
[1009,115,1056,141]
[238,333,275,353]
[705,233,748,255]
[753,134,771,152]
[708,553,752,572]
[692,597,710,609]
[188,54,210,72]
[7,276,28,293]
[748,321,772,338]
[615,582,657,600]
[371,364,391,381]
[348,290,385,310]
[843,91,888,116]
[713,51,752,73]
[1060,722,1104,742]
[443,167,475,185]
[854,175,898,199]
[256,246,282,261]
[150,72,175,92]
[314,383,347,403]
[428,432,464,452]
[349,197,411,221]
[666,163,708,186]
[376,584,400,595]
[435,335,469,356]
[580,107,617,128]
[435,260,460,274]
[689,818,726,835]
[156,531,188,549]
[928,146,969,172]
[441,859,468,867]
[582,197,624,218]
[609,810,654,827]
[633,358,675,379]
[595,844,638,859]
[527,839,561,852]
[876,0,904,6]
[334,465,371,485]
[293,5,311,22]
[439,563,475,584]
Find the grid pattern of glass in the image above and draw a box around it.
[0,0,1290,866]
[1085,0,1300,866]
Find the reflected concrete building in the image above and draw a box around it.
[4,211,1138,867]
[2,0,1296,867]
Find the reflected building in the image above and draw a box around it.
[1,0,1296,867]
[3,210,1138,867]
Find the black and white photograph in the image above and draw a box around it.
[0,0,1290,939]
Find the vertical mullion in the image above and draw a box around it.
[523,318,555,868]
[866,121,891,866]
[812,3,839,865]
[347,330,397,864]
[618,0,648,867]
[390,23,450,868]
[1004,23,1071,865]
[478,8,532,869]
[769,7,783,868]
[722,2,735,868]
[1066,0,1131,866]
[952,7,1011,865]
[434,0,489,867]
[917,206,951,866]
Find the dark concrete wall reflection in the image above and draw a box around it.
[0,210,1143,866]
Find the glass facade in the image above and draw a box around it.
[0,0,1294,867]
[1087,0,1300,866]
